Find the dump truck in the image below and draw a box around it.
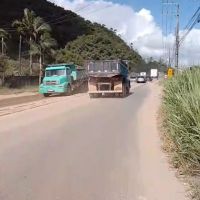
[87,60,130,98]
[39,63,87,97]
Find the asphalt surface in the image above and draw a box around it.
[0,83,187,200]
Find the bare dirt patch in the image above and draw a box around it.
[0,94,43,108]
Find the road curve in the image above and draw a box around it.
[0,82,187,200]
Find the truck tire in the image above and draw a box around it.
[89,94,95,98]
[66,85,72,96]
[126,85,130,96]
[63,85,72,96]
[43,93,50,97]
[120,84,126,98]
[89,93,101,98]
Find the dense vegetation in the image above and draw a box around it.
[0,0,91,54]
[0,0,142,65]
[163,69,200,199]
[56,24,143,70]
[0,0,165,85]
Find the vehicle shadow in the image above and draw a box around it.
[42,86,89,98]
[94,92,134,99]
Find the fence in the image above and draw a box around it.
[4,76,41,88]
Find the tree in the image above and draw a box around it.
[13,8,55,77]
[12,20,26,75]
[12,9,36,75]
[56,49,84,66]
[0,29,9,55]
[0,55,8,85]
[13,9,51,75]
[32,16,51,41]
[56,27,143,72]
[31,32,57,84]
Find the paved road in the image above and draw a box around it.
[0,83,187,200]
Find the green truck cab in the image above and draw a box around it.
[39,63,87,97]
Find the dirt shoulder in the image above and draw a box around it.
[0,86,38,96]
[0,94,43,108]
[0,86,40,108]
[136,82,188,200]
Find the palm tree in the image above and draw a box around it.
[32,16,51,41]
[32,17,54,84]
[12,21,26,75]
[20,9,36,75]
[13,9,37,75]
[31,32,57,84]
[13,9,53,76]
[0,55,8,85]
[0,28,9,55]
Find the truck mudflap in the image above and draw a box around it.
[88,90,122,94]
[88,81,123,94]
[88,82,131,98]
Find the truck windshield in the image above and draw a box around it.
[88,61,118,73]
[46,69,66,77]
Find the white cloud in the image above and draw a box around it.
[49,0,200,66]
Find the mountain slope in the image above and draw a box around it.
[56,24,143,69]
[0,0,91,46]
[0,0,143,70]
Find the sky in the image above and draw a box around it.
[111,0,200,28]
[49,0,200,66]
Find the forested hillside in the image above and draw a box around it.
[0,0,154,74]
[0,0,91,56]
[56,24,143,69]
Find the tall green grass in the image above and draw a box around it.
[163,69,200,175]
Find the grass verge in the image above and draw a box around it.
[162,69,200,199]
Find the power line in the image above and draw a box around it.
[49,4,113,25]
[179,6,200,46]
[83,4,112,16]
[0,3,94,31]
[2,3,112,31]
[46,3,93,25]
[184,6,200,29]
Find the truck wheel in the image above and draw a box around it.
[97,94,102,98]
[43,93,50,97]
[126,86,130,96]
[89,93,100,98]
[120,84,126,98]
[89,94,95,98]
[64,85,72,96]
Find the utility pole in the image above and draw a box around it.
[1,37,4,55]
[162,1,180,68]
[175,4,180,69]
[168,48,171,67]
[19,35,22,75]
